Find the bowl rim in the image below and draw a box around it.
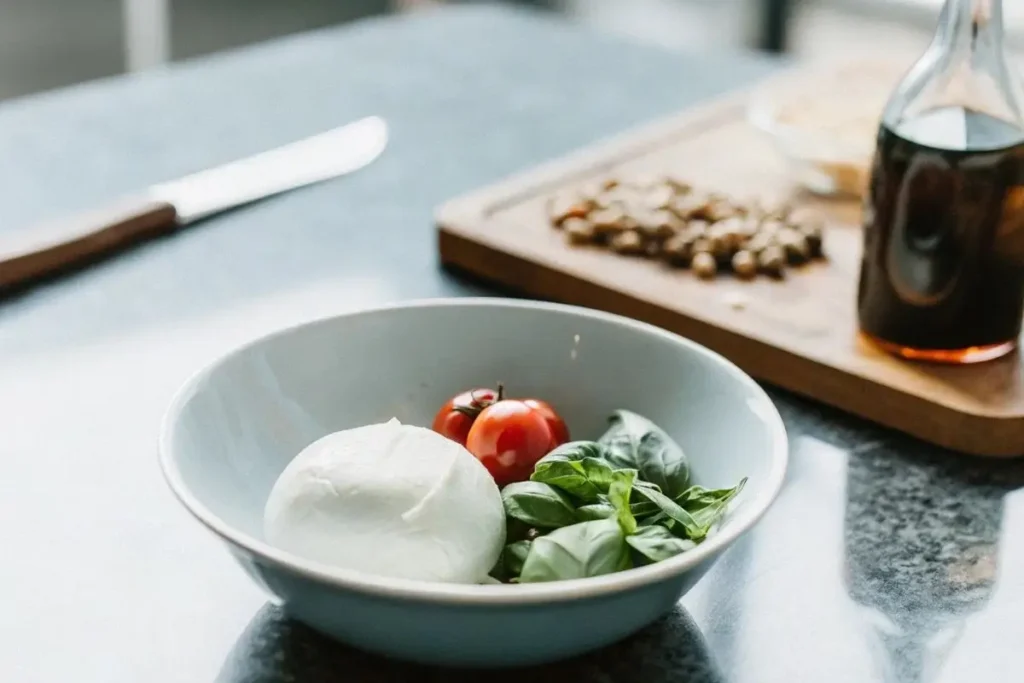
[158,297,788,605]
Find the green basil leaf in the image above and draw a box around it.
[580,457,616,490]
[635,479,663,494]
[634,485,703,539]
[629,494,661,519]
[537,440,608,464]
[531,442,615,502]
[635,432,691,498]
[687,478,747,536]
[576,503,615,521]
[579,498,660,521]
[531,456,617,499]
[501,481,578,529]
[626,525,697,563]
[518,519,632,583]
[598,410,690,497]
[531,460,599,500]
[677,478,747,511]
[607,469,638,535]
[598,411,644,468]
[504,540,532,577]
[639,511,669,527]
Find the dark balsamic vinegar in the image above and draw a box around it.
[857,106,1024,359]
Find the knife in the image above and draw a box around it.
[0,115,388,290]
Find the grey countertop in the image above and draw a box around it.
[1,6,1022,683]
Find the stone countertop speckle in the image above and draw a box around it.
[1,6,1022,683]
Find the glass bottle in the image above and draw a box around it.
[857,0,1024,363]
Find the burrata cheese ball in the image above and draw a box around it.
[263,419,505,583]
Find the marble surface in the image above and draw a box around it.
[0,6,1022,683]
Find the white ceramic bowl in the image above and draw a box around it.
[159,298,787,666]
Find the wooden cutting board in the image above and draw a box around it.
[435,88,1024,458]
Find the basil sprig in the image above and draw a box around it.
[494,409,746,583]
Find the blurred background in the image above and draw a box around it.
[1,0,1023,102]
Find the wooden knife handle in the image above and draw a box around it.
[0,197,178,291]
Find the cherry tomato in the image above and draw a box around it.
[431,387,499,446]
[465,400,557,486]
[522,398,570,445]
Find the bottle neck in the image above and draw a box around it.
[883,0,1023,128]
[937,0,1004,50]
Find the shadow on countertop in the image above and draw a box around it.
[216,602,725,683]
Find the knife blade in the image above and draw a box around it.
[0,115,388,291]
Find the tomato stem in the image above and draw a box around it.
[453,405,482,418]
[454,384,505,419]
